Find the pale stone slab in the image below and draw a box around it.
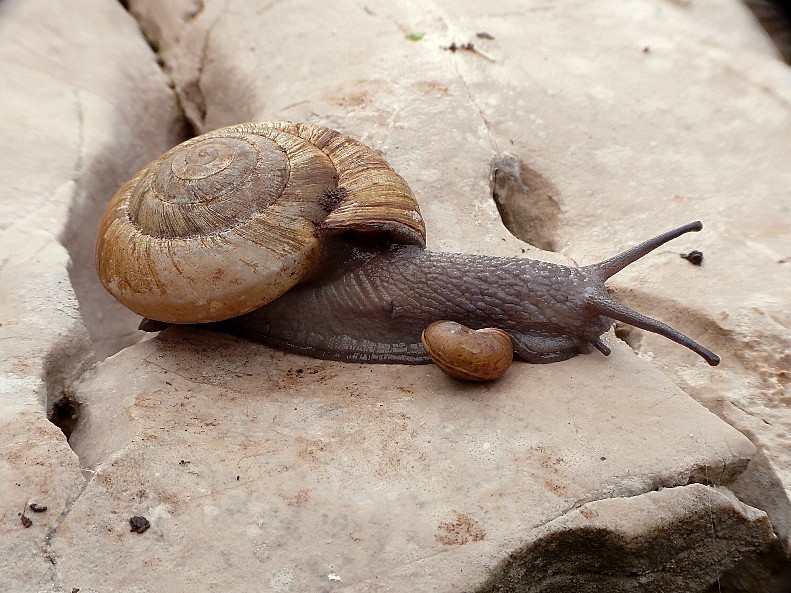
[0,0,788,591]
[58,329,754,592]
[128,0,791,551]
[0,0,183,591]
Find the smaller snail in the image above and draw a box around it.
[422,321,513,381]
[96,121,721,382]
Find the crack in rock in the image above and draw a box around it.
[41,473,93,590]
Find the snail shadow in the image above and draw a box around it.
[62,156,143,359]
[145,324,549,410]
[61,130,191,361]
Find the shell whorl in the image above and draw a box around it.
[95,121,425,324]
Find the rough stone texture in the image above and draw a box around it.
[482,484,777,593]
[61,329,757,592]
[1,0,790,592]
[129,0,791,551]
[0,0,184,591]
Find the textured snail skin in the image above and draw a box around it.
[215,245,608,363]
[211,226,721,367]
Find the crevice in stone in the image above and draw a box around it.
[122,0,230,132]
[119,1,203,138]
[490,154,561,252]
[34,340,95,590]
[187,16,212,129]
[63,5,194,361]
[49,393,82,440]
[119,0,159,52]
[187,0,231,130]
[41,470,96,591]
[613,322,643,354]
[430,3,498,157]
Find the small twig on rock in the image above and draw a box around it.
[442,40,495,62]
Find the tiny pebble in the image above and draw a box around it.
[680,250,703,265]
[129,516,151,533]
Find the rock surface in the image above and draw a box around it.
[484,483,777,593]
[0,0,183,591]
[60,329,755,591]
[1,0,790,591]
[131,0,791,552]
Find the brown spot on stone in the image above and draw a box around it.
[326,79,382,107]
[410,80,450,97]
[580,507,599,519]
[436,512,486,545]
[285,489,311,507]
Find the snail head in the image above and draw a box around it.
[581,221,720,366]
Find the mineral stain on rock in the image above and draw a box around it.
[436,512,486,545]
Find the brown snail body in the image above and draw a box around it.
[96,121,720,380]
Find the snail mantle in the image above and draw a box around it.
[95,121,720,381]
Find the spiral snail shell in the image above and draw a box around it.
[96,121,720,381]
[96,121,424,324]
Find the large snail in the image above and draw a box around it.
[95,121,720,381]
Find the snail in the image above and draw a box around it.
[95,121,720,381]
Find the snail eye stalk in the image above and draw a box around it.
[586,221,703,281]
[583,221,720,366]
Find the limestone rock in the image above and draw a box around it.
[2,0,790,591]
[0,0,183,591]
[481,484,778,593]
[59,329,755,592]
[128,0,791,552]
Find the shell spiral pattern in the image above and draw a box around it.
[95,121,425,324]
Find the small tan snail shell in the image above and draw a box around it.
[421,321,514,381]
